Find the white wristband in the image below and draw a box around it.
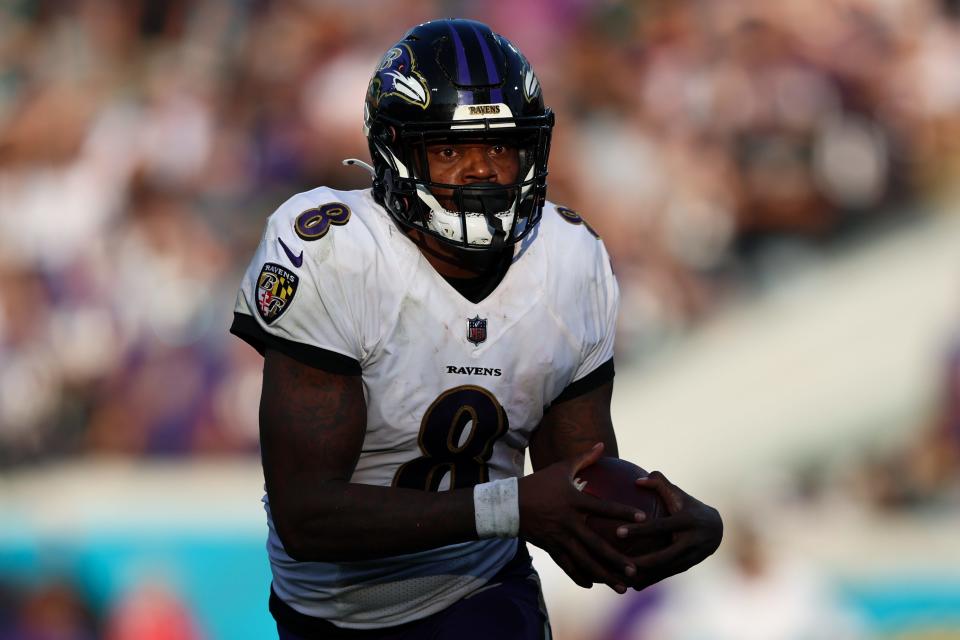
[473,477,520,539]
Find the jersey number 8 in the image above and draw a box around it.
[393,385,508,492]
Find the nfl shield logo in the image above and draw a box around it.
[467,316,487,345]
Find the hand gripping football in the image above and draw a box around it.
[574,457,672,556]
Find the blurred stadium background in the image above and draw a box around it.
[1,0,959,638]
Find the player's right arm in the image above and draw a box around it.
[260,348,643,580]
[259,348,478,561]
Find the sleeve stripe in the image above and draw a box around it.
[551,357,614,405]
[230,312,362,376]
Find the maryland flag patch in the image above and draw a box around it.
[256,262,299,324]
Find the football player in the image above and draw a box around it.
[231,19,722,640]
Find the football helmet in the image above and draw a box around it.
[364,19,554,251]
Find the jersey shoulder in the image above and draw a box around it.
[535,200,618,316]
[263,186,418,288]
[234,187,406,364]
[538,200,609,270]
[264,187,382,261]
[536,202,619,379]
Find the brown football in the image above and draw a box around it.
[574,457,672,556]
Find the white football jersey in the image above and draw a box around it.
[232,187,619,629]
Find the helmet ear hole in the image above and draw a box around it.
[371,126,392,146]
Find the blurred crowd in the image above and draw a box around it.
[0,577,204,640]
[4,2,960,636]
[1,0,960,469]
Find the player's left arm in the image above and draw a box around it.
[529,378,619,470]
[529,378,723,591]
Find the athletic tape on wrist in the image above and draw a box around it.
[473,477,519,539]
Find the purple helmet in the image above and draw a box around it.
[364,19,554,251]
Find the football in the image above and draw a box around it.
[574,457,672,556]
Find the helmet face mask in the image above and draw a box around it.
[364,20,554,251]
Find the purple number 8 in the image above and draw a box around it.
[295,203,352,241]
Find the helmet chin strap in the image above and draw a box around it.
[485,211,506,251]
[418,183,518,247]
[467,187,508,251]
[459,187,512,216]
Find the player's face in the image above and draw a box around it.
[424,141,520,211]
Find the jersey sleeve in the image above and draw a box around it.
[571,237,620,383]
[230,192,363,375]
